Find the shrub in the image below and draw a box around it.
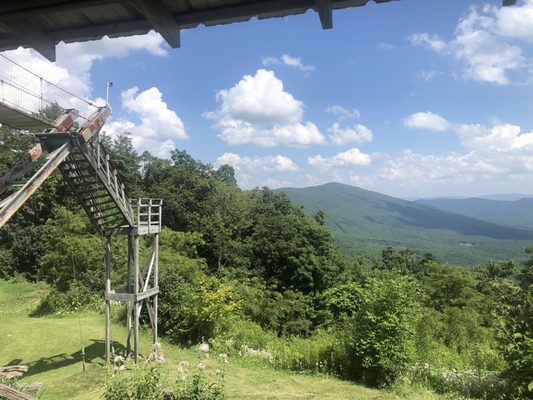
[33,282,102,315]
[104,365,165,400]
[341,274,421,386]
[404,363,509,399]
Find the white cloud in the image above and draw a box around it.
[409,2,533,85]
[216,152,299,172]
[3,31,167,101]
[325,104,360,120]
[328,122,373,145]
[404,111,452,131]
[262,54,315,72]
[408,33,448,53]
[456,122,533,152]
[419,69,438,81]
[206,69,325,147]
[378,149,509,187]
[496,0,533,42]
[308,148,371,169]
[215,152,299,189]
[377,41,394,50]
[104,86,187,158]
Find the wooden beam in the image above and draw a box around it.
[316,0,333,29]
[133,0,180,48]
[3,20,56,61]
[0,142,71,229]
[0,384,35,400]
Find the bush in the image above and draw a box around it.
[104,346,225,400]
[404,363,509,400]
[104,365,166,400]
[33,282,102,315]
[341,274,421,386]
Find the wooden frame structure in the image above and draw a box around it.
[104,199,162,363]
[0,103,162,363]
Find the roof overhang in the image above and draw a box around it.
[0,0,517,62]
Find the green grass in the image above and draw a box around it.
[0,280,452,399]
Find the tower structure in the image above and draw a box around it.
[0,55,159,363]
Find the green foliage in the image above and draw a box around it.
[104,365,166,400]
[39,207,102,291]
[494,278,533,398]
[157,229,240,343]
[341,274,421,386]
[35,282,102,315]
[404,363,509,400]
[173,369,225,400]
[281,182,533,266]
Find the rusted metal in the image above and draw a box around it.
[0,143,42,196]
[0,141,72,229]
[77,105,111,143]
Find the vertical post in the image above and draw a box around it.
[133,235,140,363]
[106,154,110,185]
[105,236,112,363]
[153,233,159,345]
[126,234,133,355]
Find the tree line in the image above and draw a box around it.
[0,128,531,398]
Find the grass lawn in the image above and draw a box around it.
[0,280,451,399]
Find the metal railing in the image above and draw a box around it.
[0,54,99,126]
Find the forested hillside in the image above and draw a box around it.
[417,197,533,230]
[1,128,531,399]
[280,183,533,266]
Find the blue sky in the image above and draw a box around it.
[5,0,533,198]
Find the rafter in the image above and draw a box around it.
[316,0,333,29]
[132,0,180,48]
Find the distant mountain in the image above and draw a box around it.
[478,193,533,201]
[278,183,533,266]
[416,197,533,230]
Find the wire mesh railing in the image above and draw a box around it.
[0,54,99,127]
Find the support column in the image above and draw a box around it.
[126,235,133,355]
[133,235,140,363]
[104,236,112,363]
[153,233,159,344]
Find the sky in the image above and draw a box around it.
[3,0,533,198]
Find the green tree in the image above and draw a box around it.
[342,273,420,386]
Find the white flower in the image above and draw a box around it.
[216,368,221,375]
[196,362,205,370]
[199,342,209,352]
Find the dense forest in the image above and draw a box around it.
[0,127,531,399]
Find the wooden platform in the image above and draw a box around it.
[0,102,53,131]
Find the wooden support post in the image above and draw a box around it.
[104,236,112,363]
[154,233,159,344]
[126,234,133,355]
[133,235,140,363]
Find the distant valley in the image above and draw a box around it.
[279,183,533,267]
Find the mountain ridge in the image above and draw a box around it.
[277,182,533,266]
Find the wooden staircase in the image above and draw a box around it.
[0,105,161,364]
[58,141,135,235]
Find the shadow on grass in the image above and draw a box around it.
[3,339,127,377]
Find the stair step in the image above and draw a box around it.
[88,204,118,214]
[94,209,124,220]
